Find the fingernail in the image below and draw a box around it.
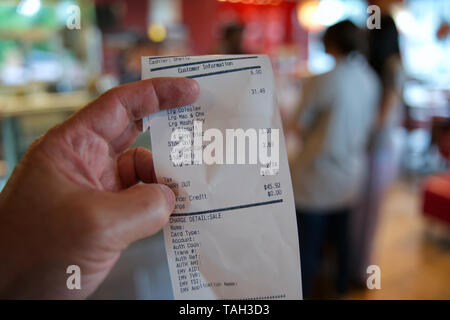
[159,184,175,205]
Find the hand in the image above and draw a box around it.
[0,78,199,299]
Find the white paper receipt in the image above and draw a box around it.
[142,55,302,300]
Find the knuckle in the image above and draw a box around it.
[156,186,174,213]
[146,186,172,225]
[154,204,171,226]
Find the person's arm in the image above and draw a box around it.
[287,77,320,136]
[376,56,403,129]
[0,78,199,299]
[376,87,399,129]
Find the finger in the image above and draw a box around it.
[117,147,156,188]
[109,121,141,154]
[68,77,199,146]
[101,184,175,248]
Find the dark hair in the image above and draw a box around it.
[322,20,367,56]
[223,24,244,40]
[368,15,400,76]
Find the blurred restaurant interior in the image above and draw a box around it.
[0,0,449,299]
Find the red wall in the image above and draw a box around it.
[181,0,307,56]
[181,0,219,54]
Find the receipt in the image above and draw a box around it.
[142,55,302,299]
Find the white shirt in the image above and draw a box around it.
[291,53,380,210]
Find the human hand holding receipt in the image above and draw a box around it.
[142,55,302,299]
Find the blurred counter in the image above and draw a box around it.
[0,90,95,178]
[0,90,93,116]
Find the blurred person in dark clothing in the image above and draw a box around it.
[289,20,380,298]
[218,23,244,54]
[350,15,406,287]
[120,38,159,84]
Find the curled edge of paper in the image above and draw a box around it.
[143,115,151,132]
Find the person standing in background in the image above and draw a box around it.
[217,23,244,55]
[350,15,406,287]
[289,21,380,298]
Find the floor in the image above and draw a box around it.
[344,180,450,299]
[90,177,450,300]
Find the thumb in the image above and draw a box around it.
[100,183,175,249]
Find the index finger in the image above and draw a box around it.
[68,77,199,143]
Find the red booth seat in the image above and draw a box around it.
[422,173,450,225]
